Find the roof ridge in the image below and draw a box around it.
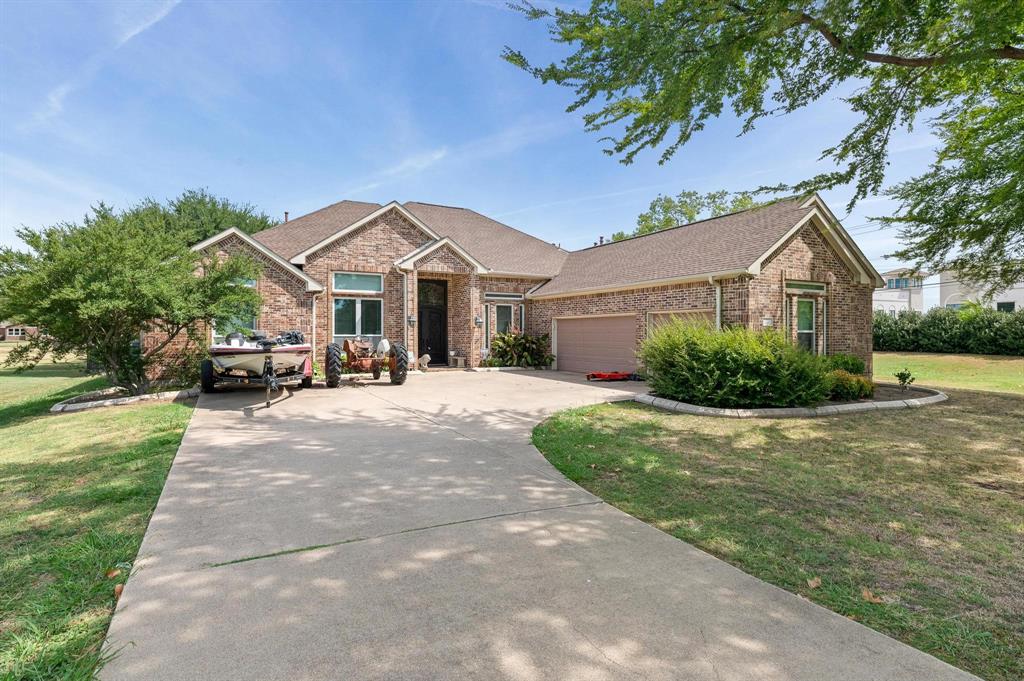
[254,199,382,235]
[573,195,807,253]
[403,200,468,210]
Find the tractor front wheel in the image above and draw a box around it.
[325,343,344,388]
[200,359,218,393]
[389,343,408,385]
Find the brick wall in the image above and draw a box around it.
[750,221,875,374]
[303,211,432,363]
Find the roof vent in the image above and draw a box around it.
[284,211,289,223]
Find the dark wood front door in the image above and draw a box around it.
[417,280,447,365]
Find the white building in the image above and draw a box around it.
[939,272,1024,313]
[873,269,928,315]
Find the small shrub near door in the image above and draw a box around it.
[487,332,554,368]
[639,321,830,408]
[824,352,866,375]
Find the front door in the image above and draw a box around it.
[418,280,448,365]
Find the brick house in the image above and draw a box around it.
[148,194,882,375]
[1,322,38,341]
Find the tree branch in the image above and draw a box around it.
[795,12,1024,66]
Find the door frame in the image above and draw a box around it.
[417,279,448,365]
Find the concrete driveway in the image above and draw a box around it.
[103,371,973,680]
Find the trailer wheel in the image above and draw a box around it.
[325,343,344,388]
[389,343,408,385]
[200,359,218,393]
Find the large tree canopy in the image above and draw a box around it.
[169,188,276,244]
[504,0,1024,292]
[0,195,262,394]
[613,189,762,240]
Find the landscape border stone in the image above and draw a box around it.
[51,387,200,413]
[634,385,947,419]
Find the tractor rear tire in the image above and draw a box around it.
[390,343,409,385]
[200,359,217,393]
[325,343,344,388]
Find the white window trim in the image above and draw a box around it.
[332,297,384,341]
[495,304,514,335]
[332,271,384,294]
[795,298,816,354]
[484,304,491,348]
[7,328,25,337]
[484,291,524,301]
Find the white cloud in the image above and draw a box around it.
[31,0,181,125]
[343,148,449,196]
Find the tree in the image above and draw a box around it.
[168,188,276,245]
[0,199,262,395]
[504,0,1024,291]
[612,190,763,241]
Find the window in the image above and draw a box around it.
[887,279,896,289]
[333,272,383,293]
[484,291,524,301]
[996,302,1016,313]
[6,327,24,337]
[796,299,815,353]
[496,304,513,334]
[484,305,491,347]
[213,315,257,343]
[518,304,525,333]
[786,280,827,294]
[946,303,963,310]
[333,298,383,344]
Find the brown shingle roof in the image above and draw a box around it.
[250,199,567,277]
[530,197,815,298]
[252,200,382,260]
[402,202,567,278]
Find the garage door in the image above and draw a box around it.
[555,315,637,373]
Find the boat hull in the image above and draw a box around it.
[210,344,312,374]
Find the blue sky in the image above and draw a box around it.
[1,0,939,272]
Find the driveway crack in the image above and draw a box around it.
[202,499,604,569]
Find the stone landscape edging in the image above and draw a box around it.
[50,387,200,414]
[634,385,948,419]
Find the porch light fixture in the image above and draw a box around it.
[473,315,483,327]
[407,314,416,326]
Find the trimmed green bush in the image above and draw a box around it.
[639,321,830,408]
[488,332,554,368]
[824,352,866,375]
[873,306,1024,355]
[826,369,875,400]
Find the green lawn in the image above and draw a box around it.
[534,390,1024,681]
[0,344,193,680]
[874,351,1024,394]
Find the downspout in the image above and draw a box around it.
[401,268,409,350]
[709,276,722,330]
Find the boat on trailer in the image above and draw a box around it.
[201,330,313,407]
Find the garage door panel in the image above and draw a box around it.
[556,316,637,373]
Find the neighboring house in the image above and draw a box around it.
[0,322,38,341]
[143,194,883,375]
[873,269,929,315]
[939,272,1024,312]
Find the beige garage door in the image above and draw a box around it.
[556,315,637,373]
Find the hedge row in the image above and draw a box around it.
[873,307,1024,356]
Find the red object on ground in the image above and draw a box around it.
[586,371,633,381]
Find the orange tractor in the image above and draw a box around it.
[324,338,409,387]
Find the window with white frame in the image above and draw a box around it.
[333,298,383,345]
[333,272,383,293]
[6,327,25,337]
[795,299,816,353]
[518,304,525,333]
[495,304,513,334]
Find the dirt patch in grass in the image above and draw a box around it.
[534,389,1024,681]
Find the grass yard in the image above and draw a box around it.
[0,344,193,680]
[874,351,1024,394]
[534,390,1024,680]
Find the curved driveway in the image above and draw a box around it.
[103,371,974,680]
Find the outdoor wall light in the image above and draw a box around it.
[407,314,416,326]
[473,315,483,327]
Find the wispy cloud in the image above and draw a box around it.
[31,0,180,125]
[343,148,449,195]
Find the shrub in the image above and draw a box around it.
[638,321,830,408]
[826,369,875,400]
[488,332,554,368]
[894,367,916,391]
[824,352,866,375]
[873,307,1024,355]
